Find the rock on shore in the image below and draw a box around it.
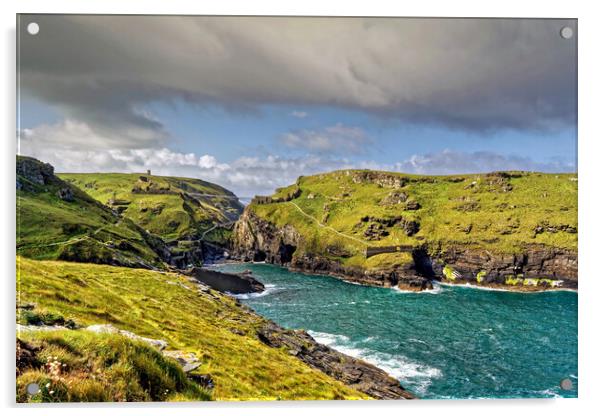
[185,267,265,294]
[257,321,415,399]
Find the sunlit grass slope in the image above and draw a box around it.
[17,330,212,402]
[60,173,244,242]
[17,157,164,268]
[16,257,369,401]
[251,170,577,270]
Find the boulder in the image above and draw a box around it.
[162,350,201,373]
[16,156,54,187]
[379,191,408,205]
[404,200,421,210]
[85,324,168,350]
[57,187,75,202]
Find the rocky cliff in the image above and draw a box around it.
[233,208,301,264]
[257,321,415,399]
[232,204,577,291]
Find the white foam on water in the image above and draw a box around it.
[438,281,577,294]
[342,280,362,286]
[393,284,443,295]
[308,330,350,345]
[308,330,442,395]
[407,338,428,345]
[437,281,516,292]
[363,336,377,342]
[228,284,278,300]
[536,388,563,398]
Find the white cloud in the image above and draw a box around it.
[280,123,371,154]
[20,119,164,151]
[394,149,575,175]
[20,122,575,198]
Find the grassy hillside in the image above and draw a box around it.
[17,330,211,402]
[17,156,166,268]
[249,169,577,270]
[16,257,368,401]
[59,173,243,242]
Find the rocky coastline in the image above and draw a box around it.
[231,208,578,292]
[256,320,415,399]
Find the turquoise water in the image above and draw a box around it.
[218,263,578,399]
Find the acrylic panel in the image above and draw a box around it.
[16,15,577,402]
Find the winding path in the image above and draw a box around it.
[201,220,236,239]
[287,201,368,246]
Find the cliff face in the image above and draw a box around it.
[232,207,431,290]
[428,245,577,289]
[232,208,301,264]
[232,205,577,291]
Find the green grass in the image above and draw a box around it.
[59,173,243,241]
[17,158,164,268]
[17,330,211,402]
[16,257,369,401]
[250,169,577,272]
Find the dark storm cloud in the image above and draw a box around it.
[19,15,576,147]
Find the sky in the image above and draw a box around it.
[17,15,577,197]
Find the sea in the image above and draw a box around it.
[217,262,578,399]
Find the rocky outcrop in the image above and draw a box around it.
[290,254,432,291]
[16,156,54,189]
[56,187,74,202]
[86,324,169,350]
[351,171,408,189]
[185,267,265,294]
[257,321,414,399]
[252,187,301,205]
[427,244,578,289]
[162,350,202,373]
[232,208,300,264]
[232,205,576,291]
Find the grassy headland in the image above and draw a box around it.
[59,172,243,243]
[17,156,166,268]
[247,169,577,272]
[16,257,369,401]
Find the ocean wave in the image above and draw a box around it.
[228,283,278,300]
[535,388,563,398]
[393,284,443,295]
[308,330,442,395]
[407,338,428,345]
[437,281,517,292]
[307,330,350,344]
